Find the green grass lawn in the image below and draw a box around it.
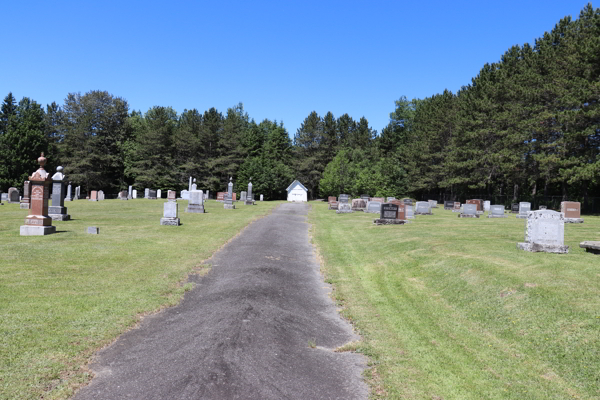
[0,198,280,400]
[310,204,600,400]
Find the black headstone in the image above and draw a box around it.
[444,201,454,209]
[511,203,519,213]
[380,203,398,220]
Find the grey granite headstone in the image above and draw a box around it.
[459,203,478,218]
[483,200,491,211]
[87,227,99,234]
[517,210,568,253]
[245,180,254,205]
[339,194,350,204]
[128,185,132,199]
[428,200,438,208]
[145,188,150,199]
[160,201,180,225]
[539,205,547,210]
[1,193,8,202]
[517,202,531,219]
[260,194,263,201]
[188,176,193,192]
[132,189,137,199]
[98,190,105,201]
[511,203,519,213]
[224,177,235,209]
[387,197,395,202]
[403,198,413,206]
[405,205,414,219]
[75,186,80,200]
[360,194,369,201]
[118,190,128,200]
[365,201,381,214]
[8,187,19,203]
[48,166,70,221]
[415,201,432,215]
[186,190,204,213]
[157,189,162,199]
[180,190,190,200]
[65,183,73,201]
[241,191,247,202]
[336,203,353,213]
[488,205,507,218]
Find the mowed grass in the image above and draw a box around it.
[0,198,280,400]
[310,204,600,399]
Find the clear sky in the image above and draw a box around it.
[1,0,590,138]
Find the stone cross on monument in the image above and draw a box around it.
[20,153,56,235]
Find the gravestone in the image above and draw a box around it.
[415,201,432,215]
[466,199,482,214]
[20,153,56,236]
[144,188,149,199]
[157,189,162,199]
[205,190,209,200]
[579,241,600,254]
[1,193,7,202]
[186,190,205,213]
[483,201,491,212]
[64,183,73,202]
[339,194,350,204]
[389,200,406,220]
[148,190,157,200]
[539,205,547,210]
[328,196,337,204]
[128,185,133,199]
[87,227,99,234]
[160,201,180,225]
[403,198,413,206]
[351,198,366,211]
[20,181,31,209]
[560,201,583,223]
[260,194,263,201]
[387,197,396,202]
[360,194,370,201]
[180,190,190,200]
[241,191,247,202]
[371,197,385,203]
[329,201,339,210]
[98,190,105,201]
[405,205,414,219]
[365,201,381,214]
[167,190,176,202]
[511,203,519,213]
[132,189,137,199]
[246,179,255,205]
[487,205,507,218]
[452,202,461,213]
[459,203,479,218]
[8,187,19,203]
[90,190,98,201]
[428,200,438,208]
[118,190,128,200]
[517,210,569,253]
[374,203,408,225]
[75,186,80,200]
[224,177,235,209]
[336,202,353,213]
[48,166,70,221]
[217,192,225,202]
[516,202,531,219]
[444,201,454,210]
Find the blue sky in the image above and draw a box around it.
[2,0,590,138]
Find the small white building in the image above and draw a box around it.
[286,180,308,202]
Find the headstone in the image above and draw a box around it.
[48,166,70,221]
[167,190,176,202]
[360,194,370,201]
[336,203,353,213]
[339,194,350,204]
[260,194,263,201]
[452,202,461,212]
[145,188,149,199]
[459,203,479,218]
[351,198,366,210]
[560,201,583,223]
[466,199,483,214]
[205,190,209,200]
[20,153,56,235]
[74,186,80,200]
[224,177,235,209]
[132,189,137,199]
[387,197,396,202]
[241,191,247,202]
[157,189,162,199]
[20,181,31,209]
[245,179,255,205]
[180,190,190,200]
[428,200,438,208]
[374,203,408,225]
[98,190,105,201]
[516,202,531,219]
[118,190,128,200]
[403,198,413,206]
[488,205,507,218]
[371,197,385,203]
[579,241,600,254]
[329,201,339,210]
[328,196,337,203]
[415,201,432,215]
[405,205,414,219]
[511,203,519,213]
[389,200,406,220]
[64,183,73,202]
[217,192,225,202]
[186,190,205,213]
[148,190,157,200]
[444,201,454,210]
[365,201,381,214]
[1,193,7,202]
[539,205,547,210]
[517,210,569,253]
[128,185,133,199]
[161,201,181,225]
[8,187,19,203]
[87,226,99,234]
[483,200,491,212]
[90,190,98,201]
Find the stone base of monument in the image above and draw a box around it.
[20,203,30,209]
[458,214,479,218]
[224,204,235,209]
[487,214,507,218]
[49,213,71,221]
[373,219,410,225]
[564,218,584,223]
[20,225,56,236]
[185,205,204,213]
[244,200,255,205]
[160,217,180,226]
[517,242,569,254]
[579,241,600,254]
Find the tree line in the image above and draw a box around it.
[1,4,598,205]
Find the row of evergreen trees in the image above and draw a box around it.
[1,4,598,204]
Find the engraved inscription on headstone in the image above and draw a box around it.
[517,210,568,253]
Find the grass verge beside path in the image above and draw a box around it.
[0,199,281,400]
[310,203,599,399]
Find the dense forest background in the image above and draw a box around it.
[1,5,599,210]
